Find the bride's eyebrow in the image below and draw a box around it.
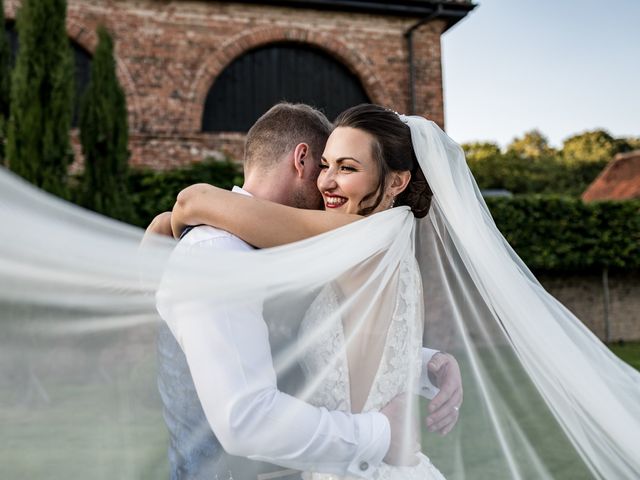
[321,156,362,164]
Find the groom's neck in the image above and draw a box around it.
[241,177,290,206]
[242,172,291,205]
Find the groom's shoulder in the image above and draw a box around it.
[179,224,249,250]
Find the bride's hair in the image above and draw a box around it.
[333,104,432,218]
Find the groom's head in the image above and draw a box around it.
[242,102,331,210]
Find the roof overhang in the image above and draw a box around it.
[228,0,476,31]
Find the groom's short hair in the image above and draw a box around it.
[244,102,332,170]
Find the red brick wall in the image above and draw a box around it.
[5,0,448,169]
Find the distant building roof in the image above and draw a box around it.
[582,150,640,202]
[231,1,476,29]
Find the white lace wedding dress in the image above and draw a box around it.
[298,256,446,480]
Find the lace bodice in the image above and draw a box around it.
[298,256,424,415]
[297,257,448,480]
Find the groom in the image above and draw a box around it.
[151,103,462,479]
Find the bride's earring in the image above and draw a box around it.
[390,196,396,209]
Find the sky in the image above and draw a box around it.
[441,0,640,148]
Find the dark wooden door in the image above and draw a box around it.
[202,42,370,132]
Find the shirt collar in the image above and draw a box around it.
[232,186,253,197]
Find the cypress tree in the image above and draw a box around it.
[5,0,74,197]
[0,0,12,163]
[78,26,132,221]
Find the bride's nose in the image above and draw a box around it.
[317,167,338,191]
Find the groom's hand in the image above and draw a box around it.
[380,394,420,467]
[426,352,463,436]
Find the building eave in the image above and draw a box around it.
[225,0,477,30]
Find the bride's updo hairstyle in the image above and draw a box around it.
[333,104,432,218]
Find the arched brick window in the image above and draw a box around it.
[202,42,370,132]
[5,21,92,127]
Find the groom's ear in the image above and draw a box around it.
[293,142,310,179]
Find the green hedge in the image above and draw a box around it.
[119,159,639,273]
[467,153,608,197]
[486,197,640,271]
[127,158,243,227]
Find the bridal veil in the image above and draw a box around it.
[1,116,639,479]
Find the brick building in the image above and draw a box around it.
[4,0,475,169]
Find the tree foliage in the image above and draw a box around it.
[506,129,556,160]
[0,0,11,161]
[78,26,133,221]
[5,0,74,197]
[462,142,501,163]
[625,137,640,150]
[462,128,637,196]
[562,129,630,165]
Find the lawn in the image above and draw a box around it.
[0,342,637,479]
[608,341,640,371]
[421,342,639,479]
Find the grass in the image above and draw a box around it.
[1,342,637,479]
[0,346,170,480]
[421,342,640,479]
[608,341,640,371]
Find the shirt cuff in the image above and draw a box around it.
[346,411,390,479]
[419,348,441,400]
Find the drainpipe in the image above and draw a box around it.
[404,4,443,114]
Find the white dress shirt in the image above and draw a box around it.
[156,186,440,478]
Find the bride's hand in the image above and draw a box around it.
[141,212,173,245]
[380,393,420,467]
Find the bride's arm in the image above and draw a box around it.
[171,183,362,248]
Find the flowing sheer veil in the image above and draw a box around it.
[403,115,640,478]
[1,115,639,479]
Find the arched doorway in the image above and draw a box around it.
[202,42,370,132]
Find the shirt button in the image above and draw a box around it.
[359,461,369,471]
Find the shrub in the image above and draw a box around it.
[127,158,243,227]
[486,197,640,271]
[78,27,133,222]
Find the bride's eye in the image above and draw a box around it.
[340,165,357,172]
[319,163,329,170]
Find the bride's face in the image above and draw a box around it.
[317,127,382,215]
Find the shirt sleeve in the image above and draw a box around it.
[419,347,441,400]
[157,234,390,478]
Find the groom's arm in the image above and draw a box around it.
[157,234,391,479]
